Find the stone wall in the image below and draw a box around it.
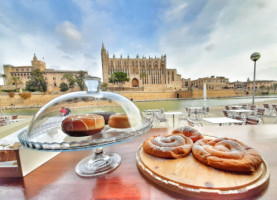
[0,89,246,108]
[177,89,245,99]
[119,89,244,101]
[0,93,60,107]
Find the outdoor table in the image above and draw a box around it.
[1,126,277,199]
[230,105,244,109]
[143,109,160,118]
[186,107,203,119]
[145,109,160,112]
[165,111,183,127]
[202,117,244,126]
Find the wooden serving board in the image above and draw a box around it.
[136,145,270,199]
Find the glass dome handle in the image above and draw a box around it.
[85,76,101,93]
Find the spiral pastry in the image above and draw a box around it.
[171,126,203,142]
[192,137,262,172]
[143,135,193,158]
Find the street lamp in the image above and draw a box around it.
[250,52,261,105]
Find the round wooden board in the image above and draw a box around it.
[136,146,270,199]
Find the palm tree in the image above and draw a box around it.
[9,76,23,92]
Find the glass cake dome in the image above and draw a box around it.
[18,76,152,176]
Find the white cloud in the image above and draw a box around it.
[56,21,83,42]
[163,2,188,23]
[55,21,83,53]
[158,0,277,82]
[1,0,277,86]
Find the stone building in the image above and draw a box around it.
[230,81,247,90]
[181,78,191,90]
[101,44,182,90]
[245,80,277,90]
[191,76,229,90]
[2,54,87,92]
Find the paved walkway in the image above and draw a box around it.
[151,100,277,128]
[0,116,32,139]
[0,100,276,137]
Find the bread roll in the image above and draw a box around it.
[108,114,131,128]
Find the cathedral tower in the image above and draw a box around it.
[101,43,109,83]
[31,54,46,71]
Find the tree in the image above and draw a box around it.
[25,69,47,92]
[9,76,23,92]
[259,85,266,92]
[108,72,130,89]
[75,70,86,91]
[100,82,108,91]
[63,73,75,89]
[59,82,69,92]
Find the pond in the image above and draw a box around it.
[1,95,277,116]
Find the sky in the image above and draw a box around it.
[1,0,277,85]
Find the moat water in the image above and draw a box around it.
[1,95,277,116]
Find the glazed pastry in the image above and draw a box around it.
[108,114,131,128]
[143,134,193,158]
[62,114,105,136]
[171,126,203,142]
[192,137,262,172]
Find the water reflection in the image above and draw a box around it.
[1,95,277,116]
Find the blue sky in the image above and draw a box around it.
[1,0,277,84]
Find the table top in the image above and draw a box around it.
[1,126,277,200]
[230,105,244,108]
[187,107,203,110]
[165,111,183,115]
[144,109,160,112]
[229,109,255,113]
[202,117,243,124]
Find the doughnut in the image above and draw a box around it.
[143,135,193,158]
[62,114,105,137]
[108,114,131,128]
[171,126,203,142]
[192,137,263,172]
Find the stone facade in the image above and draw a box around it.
[181,78,191,90]
[191,76,229,90]
[2,54,87,92]
[245,80,277,90]
[230,80,277,91]
[101,44,182,90]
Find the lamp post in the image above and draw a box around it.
[250,52,261,105]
